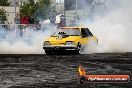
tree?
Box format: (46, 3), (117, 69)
(0, 8), (7, 24)
(0, 0), (10, 6)
(20, 0), (57, 23)
(20, 0), (38, 17)
(34, 0), (52, 20)
(20, 0), (56, 21)
(34, 0), (58, 24)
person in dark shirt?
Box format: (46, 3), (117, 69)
(29, 16), (35, 24)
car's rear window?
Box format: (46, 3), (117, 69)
(52, 28), (81, 36)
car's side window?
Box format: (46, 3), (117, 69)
(81, 28), (93, 37)
(81, 28), (87, 37)
(86, 29), (93, 36)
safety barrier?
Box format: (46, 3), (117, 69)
(0, 24), (41, 37)
(0, 24), (40, 31)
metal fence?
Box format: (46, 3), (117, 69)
(0, 24), (41, 38)
(0, 24), (40, 30)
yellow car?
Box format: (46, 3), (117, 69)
(43, 26), (98, 55)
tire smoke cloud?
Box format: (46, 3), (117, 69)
(83, 0), (132, 53)
(0, 25), (53, 54)
(0, 0), (132, 54)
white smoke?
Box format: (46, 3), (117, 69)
(83, 0), (132, 53)
(1, 0), (132, 54)
(0, 25), (53, 54)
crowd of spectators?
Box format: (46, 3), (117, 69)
(14, 13), (35, 24)
(13, 13), (40, 37)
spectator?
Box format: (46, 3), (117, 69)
(21, 16), (29, 24)
(29, 16), (35, 24)
(14, 13), (20, 24)
(25, 16), (29, 24)
(21, 16), (26, 24)
(0, 15), (4, 24)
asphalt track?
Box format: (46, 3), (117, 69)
(0, 53), (131, 88)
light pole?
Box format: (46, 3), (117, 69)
(75, 0), (78, 24)
(15, 0), (16, 17)
(76, 0), (77, 11)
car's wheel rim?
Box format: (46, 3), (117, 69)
(77, 46), (81, 53)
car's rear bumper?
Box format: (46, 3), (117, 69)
(43, 45), (77, 51)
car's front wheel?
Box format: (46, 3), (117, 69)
(75, 43), (81, 54)
(45, 50), (52, 55)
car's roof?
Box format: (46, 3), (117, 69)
(60, 26), (90, 29)
(60, 26), (82, 29)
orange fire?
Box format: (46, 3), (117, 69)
(78, 66), (86, 76)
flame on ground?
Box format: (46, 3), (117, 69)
(78, 66), (86, 76)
